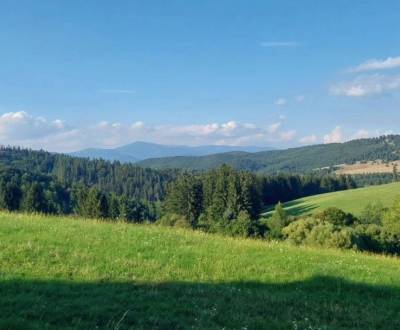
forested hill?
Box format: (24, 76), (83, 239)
(137, 135), (400, 174)
(0, 146), (177, 201)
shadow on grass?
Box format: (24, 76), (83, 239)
(263, 200), (318, 218)
(282, 200), (318, 217)
(1, 276), (399, 329)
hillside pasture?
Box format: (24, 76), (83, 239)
(268, 182), (400, 217)
(1, 212), (400, 329)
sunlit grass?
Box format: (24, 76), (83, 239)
(1, 212), (400, 329)
(270, 181), (400, 217)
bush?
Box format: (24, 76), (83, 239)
(283, 212), (362, 250)
(382, 197), (400, 239)
(355, 224), (387, 253)
(157, 213), (191, 229)
(307, 223), (360, 249)
(228, 211), (253, 237)
(282, 217), (319, 244)
(315, 207), (355, 226)
(359, 202), (386, 225)
(268, 202), (289, 239)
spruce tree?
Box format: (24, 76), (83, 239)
(23, 183), (48, 213)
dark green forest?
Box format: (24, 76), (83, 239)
(162, 165), (355, 235)
(0, 146), (355, 222)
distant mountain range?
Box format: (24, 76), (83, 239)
(136, 135), (400, 174)
(70, 141), (272, 162)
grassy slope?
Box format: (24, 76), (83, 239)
(1, 213), (400, 329)
(275, 182), (400, 217)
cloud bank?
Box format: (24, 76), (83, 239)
(0, 111), (300, 152)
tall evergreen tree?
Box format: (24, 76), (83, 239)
(0, 182), (22, 211)
(23, 183), (48, 213)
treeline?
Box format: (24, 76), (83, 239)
(351, 172), (399, 187)
(0, 146), (177, 201)
(162, 165), (356, 235)
(262, 173), (356, 205)
(0, 168), (159, 221)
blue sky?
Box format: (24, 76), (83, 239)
(1, 0), (400, 151)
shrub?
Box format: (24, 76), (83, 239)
(307, 224), (360, 249)
(359, 202), (386, 225)
(228, 211), (253, 237)
(283, 214), (362, 250)
(157, 213), (191, 229)
(315, 207), (355, 226)
(355, 224), (387, 253)
(282, 217), (319, 244)
(382, 197), (400, 240)
(268, 202), (289, 239)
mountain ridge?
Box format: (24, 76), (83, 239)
(70, 141), (272, 162)
(136, 135), (400, 174)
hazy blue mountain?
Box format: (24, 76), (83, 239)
(70, 141), (272, 162)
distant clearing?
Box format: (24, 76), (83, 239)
(335, 160), (400, 175)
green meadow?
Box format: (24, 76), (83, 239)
(275, 182), (400, 217)
(1, 212), (400, 329)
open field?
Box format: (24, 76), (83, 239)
(271, 182), (400, 217)
(1, 212), (400, 329)
(335, 160), (400, 175)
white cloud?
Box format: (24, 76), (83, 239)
(279, 130), (296, 142)
(295, 95), (305, 103)
(0, 111), (67, 141)
(299, 134), (317, 144)
(275, 98), (287, 106)
(330, 74), (400, 97)
(132, 121), (145, 129)
(324, 126), (343, 144)
(260, 41), (300, 48)
(351, 129), (370, 140)
(0, 111), (300, 152)
(267, 122), (282, 134)
(350, 56), (400, 72)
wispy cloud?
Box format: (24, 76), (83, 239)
(299, 134), (317, 144)
(324, 126), (343, 144)
(350, 56), (400, 73)
(267, 122), (282, 134)
(330, 74), (400, 97)
(279, 130), (296, 141)
(275, 98), (287, 106)
(99, 89), (136, 94)
(351, 129), (370, 140)
(260, 41), (300, 48)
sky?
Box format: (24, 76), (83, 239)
(0, 0), (400, 152)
